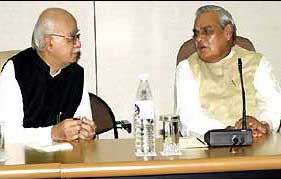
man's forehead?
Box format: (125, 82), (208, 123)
(194, 11), (220, 28)
(54, 20), (78, 34)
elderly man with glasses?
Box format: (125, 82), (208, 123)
(175, 5), (281, 140)
(0, 8), (96, 144)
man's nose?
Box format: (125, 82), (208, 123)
(74, 39), (81, 48)
(195, 32), (206, 42)
(194, 35), (203, 46)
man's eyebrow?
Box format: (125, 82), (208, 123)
(195, 25), (213, 30)
(192, 28), (199, 33)
(70, 29), (80, 36)
(203, 26), (213, 29)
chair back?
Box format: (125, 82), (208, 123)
(176, 36), (256, 66)
(89, 93), (118, 138)
(0, 50), (20, 72)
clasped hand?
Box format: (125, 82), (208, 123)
(234, 116), (270, 139)
(51, 117), (97, 141)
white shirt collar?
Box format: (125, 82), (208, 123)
(50, 69), (62, 77)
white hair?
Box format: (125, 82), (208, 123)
(31, 16), (55, 51)
(196, 5), (237, 40)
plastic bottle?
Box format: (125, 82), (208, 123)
(134, 74), (156, 156)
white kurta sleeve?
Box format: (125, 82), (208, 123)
(74, 73), (93, 121)
(0, 61), (52, 145)
(175, 60), (225, 137)
(254, 57), (281, 131)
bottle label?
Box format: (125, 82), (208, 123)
(134, 100), (154, 119)
(134, 100), (156, 156)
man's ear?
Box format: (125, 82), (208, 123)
(44, 36), (53, 51)
(224, 24), (233, 41)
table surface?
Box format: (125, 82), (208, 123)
(1, 133), (281, 178)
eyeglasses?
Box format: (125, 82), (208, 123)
(48, 33), (80, 44)
(193, 26), (222, 39)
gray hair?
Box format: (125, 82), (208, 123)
(31, 15), (55, 51)
(196, 5), (237, 40)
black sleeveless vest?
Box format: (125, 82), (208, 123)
(9, 48), (84, 128)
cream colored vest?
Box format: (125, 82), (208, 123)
(188, 46), (262, 126)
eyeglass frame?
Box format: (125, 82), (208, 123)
(192, 25), (224, 39)
(47, 33), (80, 44)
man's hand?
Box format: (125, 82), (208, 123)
(235, 116), (270, 138)
(51, 119), (82, 141)
(78, 117), (97, 140)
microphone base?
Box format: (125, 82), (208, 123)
(204, 129), (252, 147)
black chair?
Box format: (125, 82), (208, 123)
(89, 93), (131, 139)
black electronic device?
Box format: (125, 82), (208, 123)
(116, 120), (132, 134)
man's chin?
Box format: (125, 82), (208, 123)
(198, 54), (220, 63)
(73, 51), (81, 62)
(198, 53), (213, 63)
(198, 51), (207, 59)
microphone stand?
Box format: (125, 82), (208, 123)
(238, 58), (247, 130)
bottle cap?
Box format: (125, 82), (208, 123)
(138, 73), (149, 81)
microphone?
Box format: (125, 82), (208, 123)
(238, 58), (247, 130)
(204, 58), (253, 147)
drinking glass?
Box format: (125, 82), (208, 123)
(0, 122), (4, 151)
(0, 122), (6, 161)
(159, 114), (182, 156)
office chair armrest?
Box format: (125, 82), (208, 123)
(116, 120), (132, 134)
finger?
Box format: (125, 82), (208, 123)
(252, 130), (258, 138)
(248, 122), (253, 128)
(257, 132), (263, 137)
(249, 120), (259, 130)
(254, 130), (263, 138)
(61, 123), (81, 140)
(81, 122), (94, 133)
(257, 124), (268, 134)
(65, 128), (79, 138)
(70, 134), (79, 141)
(63, 122), (82, 133)
(80, 117), (91, 123)
(81, 118), (95, 128)
(252, 129), (265, 138)
(235, 120), (242, 129)
(82, 119), (96, 131)
(79, 129), (94, 140)
(79, 129), (87, 139)
(62, 118), (82, 127)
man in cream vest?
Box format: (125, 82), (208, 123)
(175, 5), (281, 139)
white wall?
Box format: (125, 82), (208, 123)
(1, 1), (281, 139)
(95, 1), (199, 138)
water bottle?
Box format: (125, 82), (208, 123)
(134, 74), (156, 156)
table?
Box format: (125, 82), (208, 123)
(1, 133), (281, 178)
